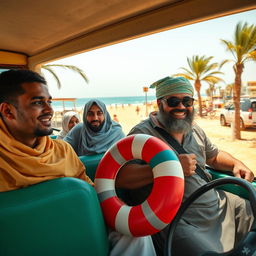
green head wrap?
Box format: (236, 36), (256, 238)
(150, 76), (194, 99)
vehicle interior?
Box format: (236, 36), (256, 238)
(0, 1), (256, 256)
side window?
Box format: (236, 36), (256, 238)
(241, 101), (250, 111)
(252, 102), (256, 111)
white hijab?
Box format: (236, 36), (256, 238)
(57, 111), (80, 139)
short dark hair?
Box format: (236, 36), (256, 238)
(0, 69), (47, 105)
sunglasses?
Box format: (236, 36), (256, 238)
(163, 96), (194, 108)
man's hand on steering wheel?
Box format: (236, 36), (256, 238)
(232, 162), (255, 182)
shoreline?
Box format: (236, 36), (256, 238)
(52, 102), (157, 131)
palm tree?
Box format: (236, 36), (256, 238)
(248, 48), (256, 61)
(206, 82), (217, 107)
(173, 55), (224, 117)
(225, 83), (233, 99)
(41, 64), (89, 89)
(221, 22), (256, 140)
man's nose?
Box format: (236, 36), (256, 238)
(43, 102), (53, 113)
(92, 113), (99, 119)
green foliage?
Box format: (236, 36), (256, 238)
(173, 55), (224, 117)
(173, 55), (224, 85)
(220, 22), (256, 140)
(41, 64), (89, 89)
(221, 22), (256, 64)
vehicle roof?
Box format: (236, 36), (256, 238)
(0, 0), (255, 69)
(241, 97), (256, 101)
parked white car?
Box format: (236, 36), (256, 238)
(220, 98), (256, 130)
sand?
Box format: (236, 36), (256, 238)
(107, 104), (256, 174)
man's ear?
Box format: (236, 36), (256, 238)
(156, 99), (161, 107)
(0, 103), (16, 120)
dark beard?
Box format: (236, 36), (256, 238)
(87, 121), (104, 132)
(157, 103), (194, 134)
(35, 127), (53, 137)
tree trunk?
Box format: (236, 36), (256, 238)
(197, 90), (202, 117)
(211, 90), (213, 108)
(195, 80), (202, 117)
(232, 63), (243, 140)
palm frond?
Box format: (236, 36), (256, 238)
(41, 66), (62, 89)
(219, 59), (231, 69)
(178, 67), (196, 78)
(221, 22), (256, 64)
(45, 64), (89, 83)
(202, 76), (224, 84)
(172, 72), (194, 80)
(41, 64), (89, 89)
(247, 49), (256, 61)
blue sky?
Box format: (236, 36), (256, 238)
(45, 9), (256, 98)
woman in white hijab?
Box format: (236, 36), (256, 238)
(57, 111), (80, 139)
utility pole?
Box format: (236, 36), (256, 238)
(143, 86), (149, 116)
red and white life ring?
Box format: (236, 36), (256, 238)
(94, 134), (184, 237)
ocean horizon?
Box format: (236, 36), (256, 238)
(52, 95), (156, 111)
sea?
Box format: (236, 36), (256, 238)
(52, 96), (156, 111)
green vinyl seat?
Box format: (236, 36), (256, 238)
(79, 153), (104, 181)
(207, 168), (256, 200)
(0, 177), (109, 256)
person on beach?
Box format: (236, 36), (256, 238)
(113, 114), (119, 123)
(116, 76), (255, 256)
(57, 111), (80, 139)
(136, 105), (140, 115)
(64, 99), (125, 156)
(0, 69), (156, 256)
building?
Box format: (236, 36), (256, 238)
(247, 81), (256, 97)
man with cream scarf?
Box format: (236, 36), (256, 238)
(0, 69), (156, 256)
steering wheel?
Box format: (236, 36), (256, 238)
(165, 177), (256, 256)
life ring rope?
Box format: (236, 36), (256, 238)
(95, 134), (184, 236)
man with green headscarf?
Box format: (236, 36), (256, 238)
(116, 76), (254, 256)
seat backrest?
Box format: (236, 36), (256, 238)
(79, 153), (104, 181)
(0, 178), (109, 256)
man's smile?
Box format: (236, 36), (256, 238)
(91, 120), (100, 125)
(38, 115), (52, 126)
(170, 110), (187, 119)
